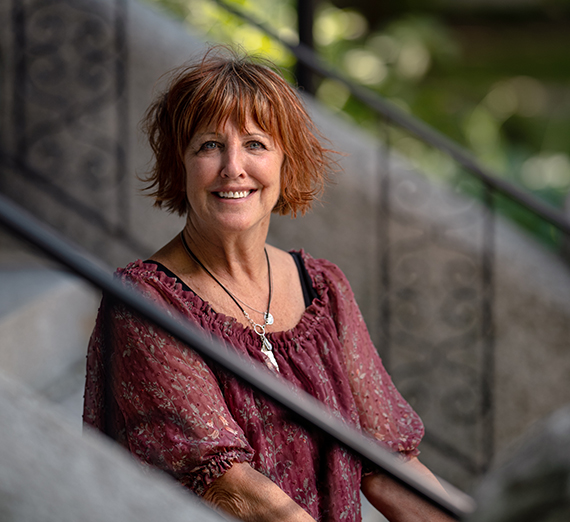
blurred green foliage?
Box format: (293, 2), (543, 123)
(143, 0), (570, 247)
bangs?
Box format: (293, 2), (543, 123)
(176, 64), (282, 153)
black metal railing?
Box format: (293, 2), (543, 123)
(0, 192), (475, 519)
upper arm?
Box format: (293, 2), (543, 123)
(323, 262), (424, 456)
(97, 285), (254, 495)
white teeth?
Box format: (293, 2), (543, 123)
(218, 191), (250, 199)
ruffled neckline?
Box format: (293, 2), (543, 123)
(120, 250), (332, 346)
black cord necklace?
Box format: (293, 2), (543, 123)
(180, 232), (279, 371)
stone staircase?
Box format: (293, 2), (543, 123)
(0, 370), (227, 522)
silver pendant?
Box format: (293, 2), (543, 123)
(264, 312), (274, 325)
(261, 335), (279, 371)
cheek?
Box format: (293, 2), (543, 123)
(272, 166), (284, 206)
(183, 164), (203, 192)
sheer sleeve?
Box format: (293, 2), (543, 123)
(311, 258), (424, 459)
(83, 267), (255, 495)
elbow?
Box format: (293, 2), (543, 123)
(204, 483), (251, 520)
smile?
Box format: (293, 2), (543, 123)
(217, 190), (252, 199)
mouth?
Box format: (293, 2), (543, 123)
(216, 190), (253, 199)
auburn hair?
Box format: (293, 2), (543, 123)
(141, 47), (335, 217)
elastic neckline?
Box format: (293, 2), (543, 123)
(134, 251), (327, 341)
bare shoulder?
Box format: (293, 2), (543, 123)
(148, 235), (196, 278)
(149, 236), (178, 263)
(264, 244), (297, 276)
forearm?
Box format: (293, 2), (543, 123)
(361, 458), (454, 522)
(203, 462), (316, 522)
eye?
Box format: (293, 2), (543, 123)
(247, 140), (266, 150)
(199, 141), (220, 152)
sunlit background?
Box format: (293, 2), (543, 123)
(143, 0), (570, 247)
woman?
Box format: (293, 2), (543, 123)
(83, 49), (449, 522)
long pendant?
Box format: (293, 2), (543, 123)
(251, 321), (279, 372)
(179, 234), (279, 371)
(260, 334), (279, 371)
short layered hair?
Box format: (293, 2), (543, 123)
(141, 48), (334, 217)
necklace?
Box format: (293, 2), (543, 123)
(180, 232), (279, 371)
(232, 292), (274, 324)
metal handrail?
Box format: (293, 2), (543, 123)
(212, 0), (570, 237)
(0, 192), (476, 519)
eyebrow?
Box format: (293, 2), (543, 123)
(193, 131), (272, 141)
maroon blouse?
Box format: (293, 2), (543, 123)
(83, 251), (423, 522)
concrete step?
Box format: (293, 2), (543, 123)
(0, 371), (224, 522)
(0, 265), (100, 429)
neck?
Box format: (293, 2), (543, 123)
(179, 221), (279, 372)
(182, 215), (270, 282)
(181, 232), (273, 322)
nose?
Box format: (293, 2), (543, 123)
(221, 144), (245, 179)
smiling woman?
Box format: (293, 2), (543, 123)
(83, 46), (450, 522)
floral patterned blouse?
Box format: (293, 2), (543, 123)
(83, 251), (424, 522)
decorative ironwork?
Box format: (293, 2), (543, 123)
(378, 134), (496, 488)
(9, 0), (130, 255)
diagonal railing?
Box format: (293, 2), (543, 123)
(0, 190), (475, 519)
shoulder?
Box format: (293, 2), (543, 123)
(278, 249), (357, 311)
(267, 246), (340, 275)
(116, 260), (194, 307)
(296, 251), (353, 292)
(266, 246), (346, 282)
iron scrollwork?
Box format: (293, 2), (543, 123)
(11, 0), (128, 247)
(379, 162), (495, 489)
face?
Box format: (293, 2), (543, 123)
(183, 117), (284, 238)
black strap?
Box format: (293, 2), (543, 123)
(289, 251), (318, 308)
(147, 261), (193, 292)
